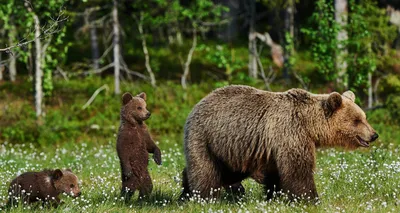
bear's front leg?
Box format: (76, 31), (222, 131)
(143, 130), (162, 165)
(152, 147), (162, 165)
(276, 146), (319, 202)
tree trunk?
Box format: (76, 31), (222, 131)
(181, 28), (197, 89)
(90, 20), (99, 70)
(335, 0), (348, 89)
(283, 0), (294, 83)
(113, 0), (120, 95)
(33, 13), (43, 117)
(218, 0), (238, 42)
(8, 25), (17, 82)
(368, 72), (373, 108)
(248, 0), (258, 78)
(176, 30), (183, 46)
(0, 52), (3, 81)
(138, 13), (156, 87)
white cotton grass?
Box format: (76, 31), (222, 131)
(0, 141), (399, 212)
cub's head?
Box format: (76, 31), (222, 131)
(121, 92), (151, 124)
(52, 169), (81, 198)
(322, 91), (378, 149)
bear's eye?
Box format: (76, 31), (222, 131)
(70, 184), (74, 188)
(137, 107), (142, 110)
(354, 119), (361, 126)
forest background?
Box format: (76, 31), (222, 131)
(1, 0), (400, 212)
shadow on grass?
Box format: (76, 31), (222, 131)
(123, 188), (177, 208)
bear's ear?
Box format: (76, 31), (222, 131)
(53, 169), (63, 180)
(137, 92), (146, 101)
(65, 168), (72, 172)
(342, 91), (355, 102)
(323, 92), (342, 118)
(122, 93), (133, 105)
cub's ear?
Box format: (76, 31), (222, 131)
(53, 169), (63, 180)
(65, 168), (72, 172)
(122, 93), (133, 105)
(137, 92), (146, 101)
(323, 92), (342, 118)
(342, 91), (355, 102)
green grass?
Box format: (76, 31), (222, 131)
(1, 78), (400, 212)
(1, 141), (400, 212)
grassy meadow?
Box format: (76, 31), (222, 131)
(1, 77), (400, 212)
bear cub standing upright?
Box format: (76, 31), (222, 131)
(7, 169), (81, 206)
(116, 92), (162, 201)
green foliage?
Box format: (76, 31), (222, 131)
(180, 0), (228, 28)
(346, 0), (397, 91)
(0, 77), (216, 145)
(43, 27), (72, 97)
(198, 44), (246, 82)
(301, 0), (339, 82)
(386, 95), (400, 125)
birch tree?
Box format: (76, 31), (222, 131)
(25, 2), (44, 117)
(21, 1), (67, 117)
(335, 0), (348, 89)
(113, 0), (120, 95)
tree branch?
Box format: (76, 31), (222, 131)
(0, 2), (68, 52)
(82, 84), (109, 109)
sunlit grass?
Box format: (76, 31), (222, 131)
(1, 140), (400, 212)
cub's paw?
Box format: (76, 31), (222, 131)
(153, 150), (162, 165)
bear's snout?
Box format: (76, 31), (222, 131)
(146, 112), (151, 117)
(370, 133), (379, 142)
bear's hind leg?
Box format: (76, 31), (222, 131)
(121, 187), (134, 202)
(224, 182), (245, 198)
(179, 167), (192, 200)
(187, 158), (222, 199)
(121, 180), (136, 202)
(264, 172), (281, 200)
(138, 171), (153, 199)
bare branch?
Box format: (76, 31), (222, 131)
(69, 63), (114, 76)
(97, 43), (114, 63)
(0, 2), (68, 52)
(293, 71), (308, 90)
(119, 57), (150, 80)
(55, 66), (69, 81)
(181, 28), (197, 89)
(82, 84), (109, 109)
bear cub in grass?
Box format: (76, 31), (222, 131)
(117, 92), (162, 201)
(7, 169), (81, 206)
(181, 85), (379, 202)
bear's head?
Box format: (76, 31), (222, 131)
(121, 92), (151, 124)
(52, 169), (81, 198)
(322, 91), (379, 149)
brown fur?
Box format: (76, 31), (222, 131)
(181, 85), (378, 201)
(7, 169), (81, 206)
(116, 92), (162, 201)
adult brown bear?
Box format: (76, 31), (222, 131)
(181, 85), (378, 201)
